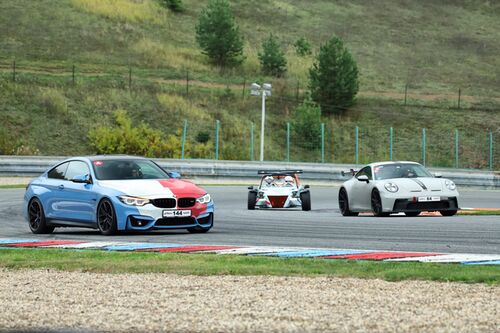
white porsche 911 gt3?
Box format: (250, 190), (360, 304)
(338, 161), (459, 217)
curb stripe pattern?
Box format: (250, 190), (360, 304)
(0, 239), (498, 265)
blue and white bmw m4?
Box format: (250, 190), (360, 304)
(24, 156), (214, 235)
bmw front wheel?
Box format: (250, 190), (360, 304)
(97, 199), (117, 235)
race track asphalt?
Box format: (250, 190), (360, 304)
(1, 187), (499, 254)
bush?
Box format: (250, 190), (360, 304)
(37, 88), (67, 115)
(309, 36), (359, 115)
(160, 0), (184, 13)
(294, 37), (312, 57)
(195, 0), (244, 67)
(291, 99), (322, 148)
(258, 33), (287, 77)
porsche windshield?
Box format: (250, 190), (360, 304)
(92, 159), (169, 180)
(373, 163), (432, 180)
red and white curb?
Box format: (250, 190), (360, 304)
(0, 239), (499, 265)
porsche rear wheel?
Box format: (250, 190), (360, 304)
(28, 198), (54, 234)
(371, 189), (389, 217)
(247, 191), (257, 210)
(97, 199), (117, 236)
(440, 210), (457, 216)
(300, 191), (311, 211)
(338, 188), (358, 216)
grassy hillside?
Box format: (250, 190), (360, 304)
(0, 0), (499, 169)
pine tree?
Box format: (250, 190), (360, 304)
(258, 33), (287, 77)
(309, 36), (359, 114)
(195, 0), (244, 67)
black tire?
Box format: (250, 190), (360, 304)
(371, 189), (389, 217)
(405, 211), (421, 217)
(300, 191), (311, 211)
(247, 191), (257, 210)
(27, 198), (54, 234)
(97, 199), (117, 235)
(440, 210), (457, 216)
(338, 188), (359, 216)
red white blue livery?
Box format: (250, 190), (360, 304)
(24, 156), (214, 235)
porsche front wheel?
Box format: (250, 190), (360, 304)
(371, 189), (389, 217)
(338, 188), (358, 216)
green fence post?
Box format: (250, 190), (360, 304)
(250, 122), (254, 161)
(286, 122), (290, 162)
(389, 127), (393, 161)
(321, 123), (325, 163)
(455, 129), (459, 168)
(355, 126), (359, 164)
(215, 120), (220, 160)
(422, 128), (426, 166)
(490, 130), (493, 171)
(181, 119), (187, 159)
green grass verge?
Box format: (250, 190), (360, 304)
(0, 248), (498, 285)
(458, 210), (500, 216)
(0, 184), (27, 189)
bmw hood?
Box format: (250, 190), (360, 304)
(383, 178), (446, 192)
(98, 179), (206, 198)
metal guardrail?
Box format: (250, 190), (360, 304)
(0, 156), (499, 188)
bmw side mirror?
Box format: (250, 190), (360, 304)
(357, 175), (369, 183)
(248, 186), (254, 190)
(434, 173), (442, 178)
(304, 185), (310, 189)
(72, 174), (92, 184)
(168, 171), (181, 179)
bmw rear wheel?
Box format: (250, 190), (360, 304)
(97, 199), (117, 235)
(338, 188), (358, 216)
(405, 211), (421, 217)
(28, 198), (54, 234)
(371, 189), (389, 217)
(440, 210), (457, 216)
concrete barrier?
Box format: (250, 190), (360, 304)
(0, 156), (498, 188)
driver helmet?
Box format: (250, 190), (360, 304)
(264, 176), (274, 185)
(284, 175), (294, 186)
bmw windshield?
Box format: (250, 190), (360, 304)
(92, 159), (170, 180)
(373, 163), (433, 180)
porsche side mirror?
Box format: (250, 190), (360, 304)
(304, 185), (310, 189)
(168, 171), (181, 179)
(357, 175), (369, 183)
(434, 173), (442, 178)
(72, 174), (92, 184)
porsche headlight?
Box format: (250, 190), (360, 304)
(384, 182), (399, 193)
(445, 180), (456, 191)
(196, 193), (211, 204)
(118, 196), (150, 206)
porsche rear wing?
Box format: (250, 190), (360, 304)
(258, 170), (303, 176)
(341, 169), (357, 177)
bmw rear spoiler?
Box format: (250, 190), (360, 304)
(258, 170), (303, 176)
(341, 169), (357, 177)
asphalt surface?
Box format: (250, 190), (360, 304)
(0, 187), (499, 254)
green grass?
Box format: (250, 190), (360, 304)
(0, 184), (26, 189)
(0, 248), (498, 285)
(458, 210), (500, 216)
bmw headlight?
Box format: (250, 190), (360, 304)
(118, 196), (150, 206)
(445, 180), (456, 191)
(196, 193), (211, 204)
(384, 182), (399, 193)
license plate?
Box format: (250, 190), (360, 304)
(418, 196), (440, 202)
(162, 210), (191, 217)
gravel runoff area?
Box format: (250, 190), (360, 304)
(0, 269), (498, 333)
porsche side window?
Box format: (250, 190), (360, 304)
(47, 162), (69, 180)
(355, 167), (371, 180)
(65, 161), (90, 181)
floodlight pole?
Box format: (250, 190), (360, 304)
(260, 91), (266, 162)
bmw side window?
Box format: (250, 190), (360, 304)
(47, 162), (69, 180)
(65, 161), (90, 181)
